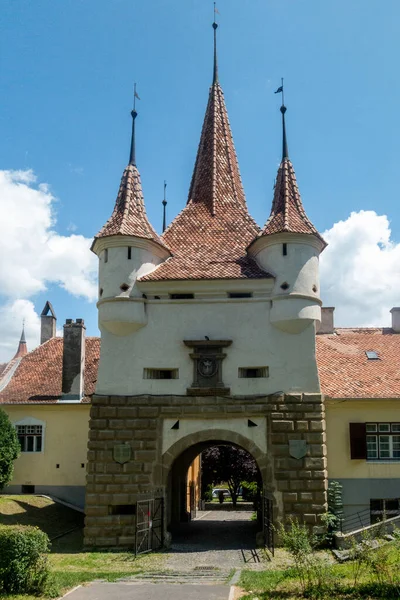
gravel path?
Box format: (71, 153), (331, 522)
(163, 510), (267, 572)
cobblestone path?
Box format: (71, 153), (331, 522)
(163, 510), (267, 572)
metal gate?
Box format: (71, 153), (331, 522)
(135, 497), (164, 555)
(263, 496), (274, 556)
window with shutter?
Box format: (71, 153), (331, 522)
(349, 423), (367, 459)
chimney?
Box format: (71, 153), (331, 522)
(41, 301), (56, 344)
(390, 307), (400, 333)
(61, 319), (86, 401)
(317, 307), (335, 334)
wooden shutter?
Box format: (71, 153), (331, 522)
(349, 423), (367, 459)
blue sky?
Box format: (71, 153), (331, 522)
(1, 0), (400, 359)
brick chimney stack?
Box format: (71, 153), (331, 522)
(317, 307), (335, 334)
(61, 319), (86, 401)
(41, 301), (56, 344)
(390, 307), (400, 333)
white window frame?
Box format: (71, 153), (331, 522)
(14, 417), (46, 453)
(366, 423), (400, 460)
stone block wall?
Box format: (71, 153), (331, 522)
(84, 392), (327, 547)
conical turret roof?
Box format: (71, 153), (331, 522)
(258, 101), (326, 248)
(14, 325), (28, 359)
(261, 158), (325, 246)
(93, 107), (167, 250)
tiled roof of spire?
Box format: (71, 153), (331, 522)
(260, 158), (326, 246)
(14, 326), (27, 359)
(94, 164), (166, 247)
(141, 82), (270, 282)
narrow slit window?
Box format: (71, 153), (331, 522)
(283, 243), (287, 256)
(170, 294), (194, 300)
(239, 367), (269, 379)
(143, 368), (179, 380)
(127, 247), (132, 259)
(104, 249), (108, 263)
(228, 293), (252, 299)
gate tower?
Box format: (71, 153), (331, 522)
(85, 19), (328, 549)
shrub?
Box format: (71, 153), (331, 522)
(0, 525), (50, 594)
(241, 480), (258, 502)
(0, 408), (20, 490)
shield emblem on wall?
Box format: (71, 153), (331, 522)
(113, 443), (132, 465)
(289, 440), (307, 460)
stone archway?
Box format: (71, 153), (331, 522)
(162, 429), (274, 544)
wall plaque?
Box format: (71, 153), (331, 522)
(289, 440), (307, 460)
(113, 443), (132, 465)
(183, 339), (232, 396)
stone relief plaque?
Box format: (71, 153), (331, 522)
(184, 339), (232, 395)
(289, 440), (308, 460)
(198, 357), (218, 378)
(113, 442), (132, 464)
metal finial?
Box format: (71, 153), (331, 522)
(162, 181), (167, 232)
(212, 3), (219, 84)
(20, 320), (26, 344)
(275, 78), (289, 161)
(129, 84), (140, 166)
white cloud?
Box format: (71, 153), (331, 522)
(0, 169), (97, 362)
(320, 210), (400, 327)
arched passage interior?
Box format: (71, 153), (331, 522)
(163, 429), (273, 548)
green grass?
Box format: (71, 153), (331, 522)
(0, 495), (165, 599)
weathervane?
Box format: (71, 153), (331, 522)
(275, 78), (289, 160)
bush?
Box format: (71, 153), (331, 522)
(0, 408), (20, 490)
(0, 525), (50, 594)
(241, 480), (258, 501)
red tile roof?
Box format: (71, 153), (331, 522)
(2, 328), (400, 403)
(0, 364), (7, 377)
(258, 158), (326, 247)
(317, 328), (400, 398)
(141, 82), (271, 282)
(0, 337), (100, 404)
(94, 164), (167, 249)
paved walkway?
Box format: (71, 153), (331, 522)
(164, 510), (266, 571)
(64, 582), (229, 600)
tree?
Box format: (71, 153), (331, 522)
(201, 445), (260, 506)
(0, 409), (20, 490)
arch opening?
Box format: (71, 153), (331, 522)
(164, 435), (269, 552)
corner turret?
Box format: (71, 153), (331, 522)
(91, 90), (170, 336)
(248, 89), (326, 333)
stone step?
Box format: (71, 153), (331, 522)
(119, 570), (232, 585)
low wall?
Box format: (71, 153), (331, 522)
(334, 515), (400, 548)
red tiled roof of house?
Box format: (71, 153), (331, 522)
(0, 337), (100, 404)
(140, 82), (271, 282)
(93, 164), (167, 249)
(317, 328), (400, 398)
(258, 158), (326, 247)
(0, 364), (7, 377)
(2, 328), (400, 403)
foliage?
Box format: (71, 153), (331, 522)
(241, 480), (258, 502)
(203, 484), (213, 502)
(0, 409), (20, 490)
(326, 480), (344, 530)
(0, 525), (50, 594)
(279, 519), (336, 597)
(201, 445), (259, 506)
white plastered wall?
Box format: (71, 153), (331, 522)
(95, 296), (320, 396)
